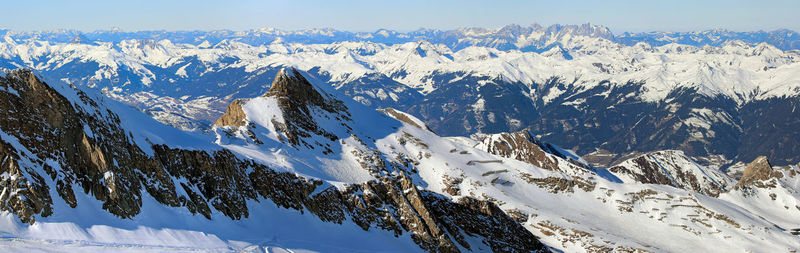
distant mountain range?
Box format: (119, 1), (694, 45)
(2, 23), (800, 51)
(2, 23), (800, 170)
(3, 23), (800, 252)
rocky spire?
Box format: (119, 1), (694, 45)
(263, 68), (325, 107)
(214, 68), (350, 148)
(214, 68), (330, 128)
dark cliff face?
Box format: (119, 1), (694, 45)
(0, 69), (154, 221)
(264, 68), (327, 105)
(267, 68), (350, 147)
(212, 99), (247, 127)
(0, 69), (547, 252)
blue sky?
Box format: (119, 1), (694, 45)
(2, 0), (798, 33)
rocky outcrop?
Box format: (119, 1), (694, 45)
(0, 138), (53, 223)
(424, 193), (545, 252)
(735, 156), (782, 189)
(0, 69), (151, 221)
(213, 68), (353, 151)
(213, 99), (247, 127)
(263, 68), (350, 146)
(475, 131), (561, 171)
(474, 130), (591, 173)
(0, 69), (548, 252)
(609, 150), (733, 196)
(379, 108), (433, 132)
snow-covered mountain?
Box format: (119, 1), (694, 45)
(2, 67), (799, 252)
(0, 24), (613, 51)
(0, 68), (547, 252)
(2, 24), (800, 170)
(5, 24), (800, 51)
(618, 28), (800, 51)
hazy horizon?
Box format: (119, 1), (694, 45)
(1, 23), (798, 36)
(1, 0), (798, 34)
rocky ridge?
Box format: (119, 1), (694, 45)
(3, 68), (800, 251)
(0, 69), (546, 252)
(468, 130), (800, 251)
(608, 150), (734, 196)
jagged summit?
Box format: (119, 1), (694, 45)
(1, 69), (549, 252)
(264, 68), (326, 105)
(215, 68), (350, 148)
(266, 68), (304, 94)
(264, 68), (350, 146)
(214, 68), (334, 129)
(4, 67), (800, 252)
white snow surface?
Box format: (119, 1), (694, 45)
(0, 73), (422, 253)
(2, 37), (800, 102)
(1, 47), (800, 252)
(4, 35), (800, 134)
(208, 74), (800, 252)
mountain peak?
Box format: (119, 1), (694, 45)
(216, 68), (351, 147)
(264, 68), (325, 105)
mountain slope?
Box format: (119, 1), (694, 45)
(0, 69), (547, 252)
(465, 130), (800, 252)
(212, 69), (800, 252)
(3, 30), (800, 168)
(3, 68), (800, 252)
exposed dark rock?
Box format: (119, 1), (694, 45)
(735, 156), (782, 189)
(424, 194), (547, 252)
(608, 151), (729, 196)
(265, 68), (350, 147)
(476, 131), (563, 172)
(0, 69), (548, 252)
(213, 100), (247, 127)
(522, 175), (596, 194)
(611, 156), (670, 183)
